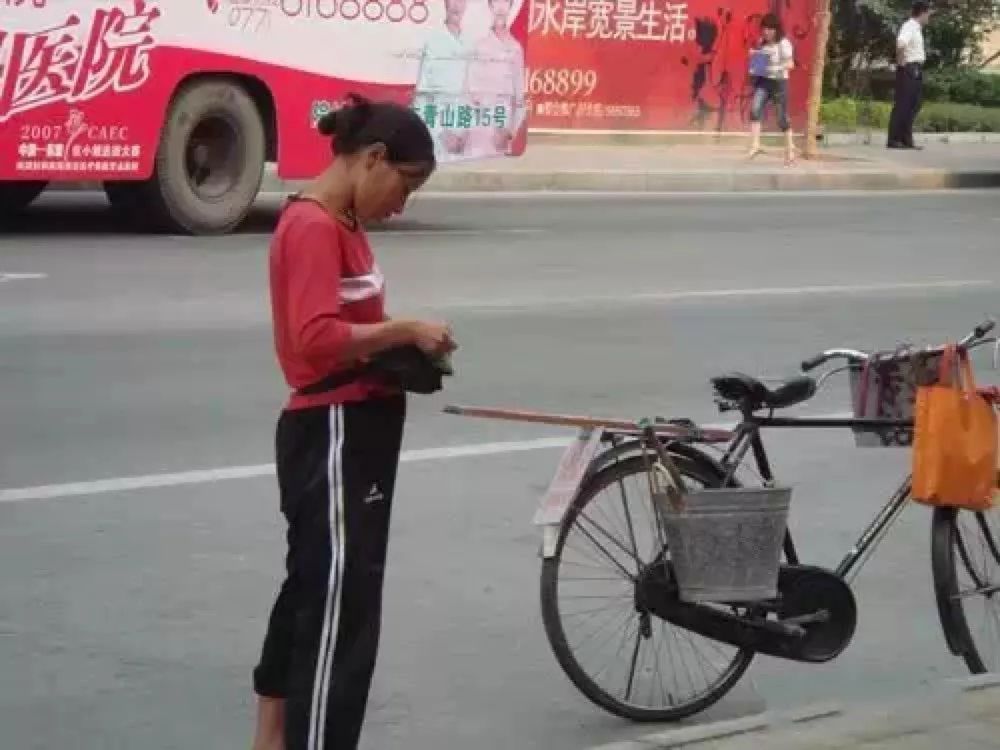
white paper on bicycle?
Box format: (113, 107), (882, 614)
(534, 427), (605, 547)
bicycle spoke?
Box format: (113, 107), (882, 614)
(563, 599), (634, 653)
(575, 509), (643, 574)
(624, 625), (642, 702)
(952, 509), (1000, 671)
(545, 454), (752, 720)
(564, 534), (634, 582)
(615, 475), (641, 576)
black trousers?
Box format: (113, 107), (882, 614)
(254, 395), (406, 750)
(888, 63), (923, 147)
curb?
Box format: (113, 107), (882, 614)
(587, 703), (846, 750)
(50, 166), (1000, 196)
(587, 673), (1000, 750)
(527, 129), (1000, 147)
(821, 130), (1000, 147)
(526, 129), (801, 147)
(414, 169), (1000, 193)
(234, 165), (1000, 194)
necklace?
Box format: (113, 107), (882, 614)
(293, 192), (358, 230)
(337, 207), (358, 230)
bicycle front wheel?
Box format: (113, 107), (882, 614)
(539, 452), (755, 723)
(931, 504), (1000, 673)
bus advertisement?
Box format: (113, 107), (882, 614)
(0, 0), (529, 233)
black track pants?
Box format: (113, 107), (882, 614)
(253, 395), (406, 750)
(888, 63), (923, 147)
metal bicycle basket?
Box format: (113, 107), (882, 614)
(649, 455), (791, 604)
(848, 348), (942, 448)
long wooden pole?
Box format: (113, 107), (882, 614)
(804, 0), (833, 159)
(442, 404), (735, 443)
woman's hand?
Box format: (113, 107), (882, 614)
(408, 320), (458, 356)
(335, 319), (455, 364)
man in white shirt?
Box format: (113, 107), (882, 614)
(888, 1), (931, 149)
(413, 0), (471, 158)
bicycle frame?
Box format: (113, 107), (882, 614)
(716, 327), (999, 584)
(718, 413), (915, 584)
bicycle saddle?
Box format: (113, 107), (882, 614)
(711, 372), (817, 411)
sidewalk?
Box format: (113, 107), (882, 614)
(58, 135), (1000, 194)
(260, 138), (1000, 193)
(589, 673), (1000, 750)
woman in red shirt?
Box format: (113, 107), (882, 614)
(251, 93), (456, 750)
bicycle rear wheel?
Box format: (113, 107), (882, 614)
(931, 505), (1000, 673)
(539, 451), (755, 722)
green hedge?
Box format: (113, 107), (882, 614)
(918, 101), (1000, 132)
(924, 69), (1000, 108)
(820, 97), (1000, 132)
(832, 68), (1000, 109)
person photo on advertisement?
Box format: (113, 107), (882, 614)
(463, 0), (527, 157)
(413, 0), (473, 157)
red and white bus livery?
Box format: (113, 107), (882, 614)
(0, 0), (529, 233)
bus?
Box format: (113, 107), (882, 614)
(0, 0), (529, 234)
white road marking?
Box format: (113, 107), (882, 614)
(0, 414), (855, 504)
(0, 437), (573, 504)
(437, 280), (995, 312)
(0, 272), (47, 283)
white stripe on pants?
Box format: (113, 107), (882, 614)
(309, 406), (345, 750)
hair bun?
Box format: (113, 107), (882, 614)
(316, 111), (338, 136)
(317, 93), (374, 141)
(315, 92), (435, 167)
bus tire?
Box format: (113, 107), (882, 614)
(143, 79), (266, 235)
(0, 181), (47, 214)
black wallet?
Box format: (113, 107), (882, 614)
(297, 345), (453, 396)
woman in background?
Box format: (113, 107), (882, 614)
(746, 13), (796, 165)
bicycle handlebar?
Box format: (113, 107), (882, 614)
(959, 319), (996, 347)
(801, 348), (868, 372)
(800, 318), (997, 373)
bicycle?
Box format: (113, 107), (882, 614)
(446, 319), (1000, 723)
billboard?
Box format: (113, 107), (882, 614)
(0, 0), (530, 183)
(524, 0), (818, 132)
(410, 0), (531, 160)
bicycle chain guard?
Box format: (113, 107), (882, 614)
(636, 563), (858, 664)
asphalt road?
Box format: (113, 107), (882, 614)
(1, 190), (999, 750)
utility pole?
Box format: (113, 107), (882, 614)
(804, 0), (833, 158)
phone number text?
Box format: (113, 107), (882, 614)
(526, 68), (599, 97)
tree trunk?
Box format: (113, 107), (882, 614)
(804, 0), (833, 158)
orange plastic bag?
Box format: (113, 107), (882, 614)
(984, 387), (1000, 500)
(911, 345), (998, 510)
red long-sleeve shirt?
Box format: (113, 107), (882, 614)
(269, 198), (396, 410)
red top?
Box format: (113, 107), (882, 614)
(269, 197), (398, 411)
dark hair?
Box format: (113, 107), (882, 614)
(912, 1), (929, 15)
(760, 12), (784, 39)
(317, 93), (435, 169)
